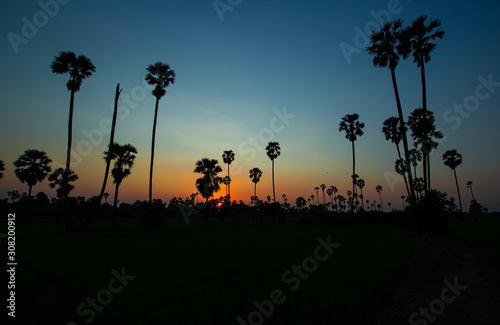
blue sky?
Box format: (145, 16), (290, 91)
(1, 0), (499, 210)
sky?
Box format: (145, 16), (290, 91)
(1, 0), (499, 211)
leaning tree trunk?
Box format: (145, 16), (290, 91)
(64, 89), (76, 232)
(391, 67), (416, 205)
(81, 84), (121, 230)
(110, 183), (120, 230)
(148, 97), (160, 225)
(454, 168), (463, 213)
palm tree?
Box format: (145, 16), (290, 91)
(408, 148), (422, 178)
(367, 20), (416, 205)
(51, 51), (95, 230)
(107, 143), (137, 230)
(320, 184), (326, 205)
(194, 158), (222, 227)
(467, 181), (475, 201)
(339, 113), (364, 210)
(48, 168), (78, 207)
(326, 187), (333, 206)
(382, 116), (410, 197)
(376, 185), (383, 212)
(406, 16), (444, 193)
(356, 179), (365, 210)
(145, 62), (175, 224)
(249, 167), (263, 197)
(0, 160), (5, 179)
(314, 187), (320, 205)
(266, 142), (281, 202)
(442, 149), (463, 213)
(310, 195), (315, 206)
(296, 197), (307, 210)
(222, 150), (235, 201)
(13, 149), (52, 199)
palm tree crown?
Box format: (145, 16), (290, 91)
(194, 158), (223, 200)
(107, 143), (138, 187)
(48, 168), (78, 199)
(406, 15), (445, 68)
(442, 149), (462, 170)
(51, 51), (96, 92)
(266, 142), (281, 202)
(145, 62), (176, 100)
(13, 149), (52, 197)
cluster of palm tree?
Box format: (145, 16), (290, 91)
(367, 15), (445, 205)
(50, 50), (175, 230)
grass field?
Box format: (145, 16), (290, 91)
(5, 217), (415, 325)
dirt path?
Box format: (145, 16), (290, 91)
(373, 233), (500, 324)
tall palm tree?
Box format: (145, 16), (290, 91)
(145, 62), (175, 224)
(406, 16), (444, 193)
(356, 179), (365, 210)
(382, 116), (410, 197)
(249, 167), (263, 198)
(467, 181), (475, 201)
(194, 158), (222, 227)
(367, 20), (416, 205)
(51, 51), (95, 230)
(107, 143), (137, 230)
(408, 148), (422, 178)
(376, 185), (383, 212)
(266, 142), (281, 202)
(326, 187), (333, 206)
(222, 150), (235, 201)
(0, 160), (5, 179)
(314, 187), (320, 205)
(320, 184), (326, 205)
(80, 84), (122, 230)
(13, 149), (52, 199)
(407, 108), (443, 192)
(339, 113), (365, 210)
(442, 149), (463, 213)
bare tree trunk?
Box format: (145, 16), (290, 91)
(148, 97), (160, 225)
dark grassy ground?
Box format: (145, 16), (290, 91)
(3, 216), (415, 325)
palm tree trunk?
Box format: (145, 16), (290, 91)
(272, 159), (275, 202)
(427, 154), (431, 191)
(28, 185), (32, 199)
(110, 183), (120, 230)
(227, 164), (230, 201)
(81, 84), (121, 230)
(379, 193), (383, 212)
(148, 97), (160, 224)
(420, 61), (430, 195)
(351, 140), (356, 212)
(390, 67), (416, 205)
(64, 89), (75, 231)
(254, 182), (257, 197)
(396, 144), (411, 198)
(204, 198), (210, 227)
(454, 168), (463, 213)
(470, 187), (475, 201)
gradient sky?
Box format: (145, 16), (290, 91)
(1, 0), (499, 211)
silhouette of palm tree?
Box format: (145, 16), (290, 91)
(48, 168), (78, 202)
(467, 181), (475, 201)
(367, 21), (416, 204)
(51, 51), (95, 230)
(408, 148), (422, 178)
(194, 158), (222, 227)
(405, 16), (444, 193)
(356, 179), (365, 210)
(222, 176), (230, 196)
(310, 195), (315, 206)
(407, 108), (443, 191)
(296, 197), (306, 210)
(442, 149), (463, 213)
(382, 116), (410, 197)
(339, 113), (364, 210)
(0, 160), (5, 179)
(376, 185), (383, 212)
(13, 149), (52, 199)
(222, 150), (235, 201)
(320, 184), (326, 205)
(249, 168), (262, 197)
(326, 187), (333, 206)
(314, 186), (320, 205)
(266, 142), (281, 202)
(107, 143), (137, 230)
(145, 62), (175, 224)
